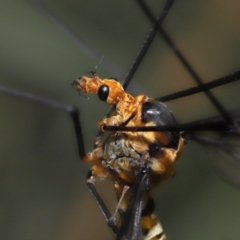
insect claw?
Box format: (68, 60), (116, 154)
(107, 216), (117, 229)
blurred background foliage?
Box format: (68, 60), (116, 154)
(1, 0), (240, 239)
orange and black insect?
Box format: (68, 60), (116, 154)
(70, 1), (240, 239)
(1, 0), (240, 239)
(72, 72), (183, 239)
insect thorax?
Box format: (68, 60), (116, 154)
(99, 99), (183, 187)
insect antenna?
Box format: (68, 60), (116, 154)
(32, 0), (124, 78)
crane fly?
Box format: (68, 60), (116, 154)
(1, 1), (239, 239)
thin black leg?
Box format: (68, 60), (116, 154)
(116, 165), (148, 240)
(137, 0), (235, 128)
(86, 170), (119, 235)
(96, 0), (174, 139)
(102, 106), (240, 132)
(122, 0), (174, 90)
(157, 70), (240, 102)
(0, 85), (86, 160)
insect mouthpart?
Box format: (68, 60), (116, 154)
(71, 77), (84, 92)
(71, 77), (92, 100)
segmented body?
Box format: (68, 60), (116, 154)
(73, 74), (184, 239)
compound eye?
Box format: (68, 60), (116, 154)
(98, 85), (109, 102)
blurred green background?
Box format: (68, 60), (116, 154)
(1, 0), (240, 239)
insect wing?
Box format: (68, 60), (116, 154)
(193, 132), (240, 187)
(191, 107), (240, 187)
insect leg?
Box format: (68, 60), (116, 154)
(116, 165), (148, 240)
(157, 70), (240, 102)
(122, 0), (174, 90)
(0, 85), (86, 159)
(86, 168), (119, 235)
(96, 0), (174, 143)
(137, 0), (235, 128)
(109, 185), (130, 224)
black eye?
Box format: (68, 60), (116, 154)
(149, 140), (162, 158)
(98, 85), (109, 101)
